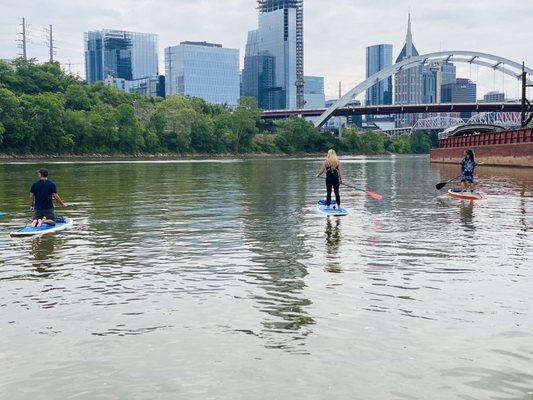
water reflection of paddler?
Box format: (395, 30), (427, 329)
(29, 168), (67, 227)
(324, 218), (342, 274)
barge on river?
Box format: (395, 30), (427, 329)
(430, 126), (533, 168)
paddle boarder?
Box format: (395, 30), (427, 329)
(29, 168), (67, 227)
(316, 149), (343, 209)
(459, 149), (478, 192)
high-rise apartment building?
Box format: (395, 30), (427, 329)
(84, 29), (158, 84)
(165, 41), (240, 106)
(242, 0), (303, 110)
(365, 44), (393, 106)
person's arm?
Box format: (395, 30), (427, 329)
(29, 193), (35, 211)
(315, 161), (327, 177)
(53, 193), (67, 208)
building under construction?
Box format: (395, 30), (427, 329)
(257, 0), (304, 109)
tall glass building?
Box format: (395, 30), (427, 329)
(365, 44), (393, 106)
(304, 76), (325, 109)
(165, 41), (240, 106)
(84, 30), (158, 84)
(242, 1), (302, 110)
(258, 0), (303, 108)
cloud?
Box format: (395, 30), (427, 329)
(1, 0), (531, 99)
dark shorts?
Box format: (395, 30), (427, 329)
(33, 208), (56, 221)
(461, 174), (474, 183)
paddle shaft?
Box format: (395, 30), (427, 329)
(436, 175), (461, 190)
(317, 176), (382, 200)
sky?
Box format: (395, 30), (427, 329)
(0, 0), (532, 100)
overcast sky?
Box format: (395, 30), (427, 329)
(1, 0), (532, 99)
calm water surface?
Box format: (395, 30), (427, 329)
(0, 155), (532, 399)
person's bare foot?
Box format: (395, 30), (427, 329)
(36, 219), (43, 227)
(31, 220), (38, 227)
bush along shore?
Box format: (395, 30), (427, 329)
(0, 59), (432, 157)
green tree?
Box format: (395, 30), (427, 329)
(359, 131), (385, 154)
(65, 85), (91, 111)
(410, 132), (431, 154)
(230, 97), (261, 153)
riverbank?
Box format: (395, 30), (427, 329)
(0, 151), (429, 160)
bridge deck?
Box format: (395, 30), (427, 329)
(262, 103), (532, 119)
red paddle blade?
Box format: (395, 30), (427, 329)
(354, 186), (383, 201)
(364, 190), (383, 201)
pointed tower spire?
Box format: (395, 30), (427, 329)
(406, 12), (413, 58)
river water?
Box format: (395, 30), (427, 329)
(0, 155), (532, 400)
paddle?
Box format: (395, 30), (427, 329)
(317, 177), (383, 201)
(435, 175), (461, 190)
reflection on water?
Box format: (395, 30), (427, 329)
(324, 218), (342, 274)
(0, 155), (532, 399)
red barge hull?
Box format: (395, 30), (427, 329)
(430, 128), (533, 168)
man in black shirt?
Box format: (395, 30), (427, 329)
(30, 168), (67, 227)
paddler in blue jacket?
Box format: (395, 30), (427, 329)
(460, 149), (478, 193)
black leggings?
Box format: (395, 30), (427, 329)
(326, 176), (340, 206)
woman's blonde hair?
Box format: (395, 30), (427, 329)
(326, 149), (339, 169)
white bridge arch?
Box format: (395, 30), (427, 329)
(315, 51), (533, 127)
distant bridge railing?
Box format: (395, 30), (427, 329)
(261, 102), (531, 120)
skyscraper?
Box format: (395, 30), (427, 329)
(257, 0), (304, 108)
(242, 30), (280, 109)
(394, 14), (443, 126)
(242, 0), (303, 110)
(165, 41), (240, 106)
(365, 44), (393, 106)
(84, 29), (158, 84)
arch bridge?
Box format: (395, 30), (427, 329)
(314, 51), (533, 128)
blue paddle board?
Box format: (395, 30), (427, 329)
(316, 199), (348, 216)
(10, 217), (73, 237)
(0, 212), (7, 217)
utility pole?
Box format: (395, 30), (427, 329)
(44, 24), (56, 62)
(338, 81), (342, 99)
(521, 62), (533, 127)
(17, 17), (27, 59)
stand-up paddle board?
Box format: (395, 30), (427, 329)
(10, 217), (73, 237)
(448, 189), (484, 201)
(316, 199), (348, 216)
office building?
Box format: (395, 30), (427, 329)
(242, 1), (303, 110)
(441, 78), (477, 118)
(483, 91), (505, 102)
(365, 44), (393, 106)
(104, 75), (165, 98)
(242, 30), (280, 109)
(304, 76), (325, 109)
(394, 14), (448, 126)
(165, 41), (240, 106)
(441, 78), (477, 103)
(85, 29), (158, 84)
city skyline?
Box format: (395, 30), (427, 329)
(1, 0), (532, 100)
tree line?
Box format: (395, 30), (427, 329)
(0, 59), (431, 155)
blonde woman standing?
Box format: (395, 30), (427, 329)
(316, 149), (342, 208)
